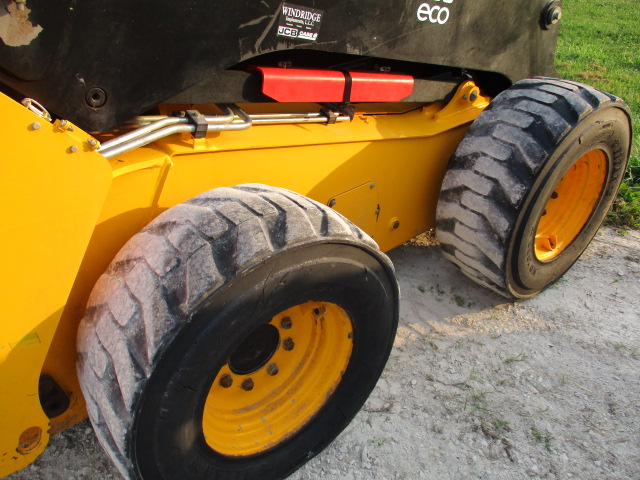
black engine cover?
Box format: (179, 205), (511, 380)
(0, 0), (559, 132)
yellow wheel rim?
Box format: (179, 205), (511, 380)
(535, 150), (607, 262)
(202, 301), (353, 456)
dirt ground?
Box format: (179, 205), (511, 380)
(8, 228), (640, 480)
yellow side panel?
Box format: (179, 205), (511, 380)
(329, 182), (379, 236)
(156, 86), (486, 251)
(0, 93), (112, 477)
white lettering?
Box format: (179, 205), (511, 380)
(416, 2), (451, 24)
(282, 6), (322, 23)
(438, 6), (449, 23)
(417, 3), (430, 21)
(298, 31), (318, 40)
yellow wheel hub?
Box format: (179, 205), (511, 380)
(202, 301), (353, 456)
(535, 150), (607, 262)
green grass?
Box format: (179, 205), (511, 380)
(556, 0), (640, 228)
(531, 426), (555, 452)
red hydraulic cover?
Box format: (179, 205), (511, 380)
(348, 72), (414, 102)
(254, 67), (414, 103)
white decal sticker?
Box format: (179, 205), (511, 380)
(416, 0), (454, 25)
(277, 3), (323, 42)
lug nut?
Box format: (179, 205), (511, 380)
(551, 191), (559, 199)
(267, 363), (279, 376)
(219, 374), (233, 388)
(280, 316), (292, 329)
(241, 378), (254, 391)
(283, 338), (295, 351)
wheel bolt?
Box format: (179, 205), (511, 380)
(241, 378), (254, 391)
(267, 363), (279, 376)
(219, 374), (233, 388)
(280, 316), (292, 329)
(551, 191), (559, 199)
(283, 337), (294, 351)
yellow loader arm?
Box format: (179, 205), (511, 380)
(0, 93), (111, 476)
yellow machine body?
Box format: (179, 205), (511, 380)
(0, 93), (112, 475)
(0, 82), (489, 477)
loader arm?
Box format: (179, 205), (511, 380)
(0, 93), (111, 476)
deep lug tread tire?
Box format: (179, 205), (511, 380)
(77, 184), (399, 480)
(436, 78), (632, 298)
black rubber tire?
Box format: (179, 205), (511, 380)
(436, 77), (632, 298)
(77, 184), (399, 480)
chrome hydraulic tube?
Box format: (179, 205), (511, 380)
(97, 105), (349, 159)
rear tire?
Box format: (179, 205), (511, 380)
(436, 78), (631, 298)
(77, 184), (399, 480)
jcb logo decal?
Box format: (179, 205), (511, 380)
(278, 26), (299, 38)
(417, 0), (453, 25)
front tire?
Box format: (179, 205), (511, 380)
(77, 184), (399, 479)
(436, 78), (632, 298)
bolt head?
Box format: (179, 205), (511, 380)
(267, 363), (279, 376)
(280, 316), (292, 329)
(31, 122), (40, 130)
(219, 374), (233, 388)
(283, 338), (295, 351)
(69, 145), (78, 153)
(241, 378), (254, 391)
(548, 7), (562, 25)
(86, 87), (107, 108)
(543, 5), (562, 28)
